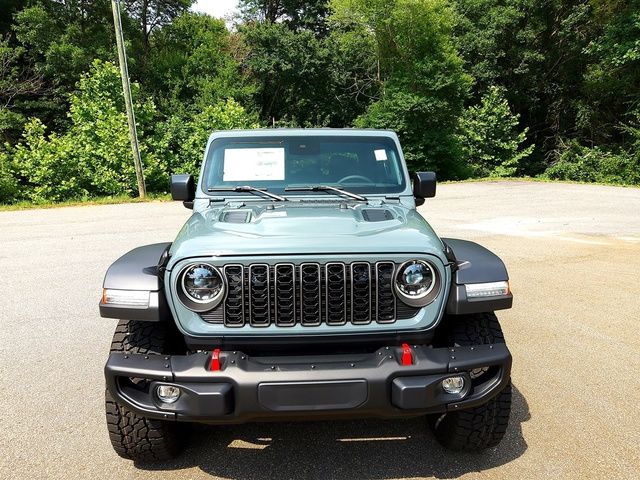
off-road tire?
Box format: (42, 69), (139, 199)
(428, 312), (512, 451)
(105, 320), (185, 461)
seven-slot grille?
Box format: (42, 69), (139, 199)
(201, 261), (419, 327)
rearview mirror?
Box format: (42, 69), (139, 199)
(171, 174), (195, 209)
(412, 172), (436, 206)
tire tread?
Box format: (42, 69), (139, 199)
(105, 320), (184, 461)
(429, 312), (512, 452)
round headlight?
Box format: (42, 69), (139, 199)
(394, 260), (440, 307)
(179, 263), (225, 311)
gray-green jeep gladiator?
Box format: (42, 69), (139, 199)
(100, 129), (513, 461)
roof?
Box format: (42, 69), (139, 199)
(207, 128), (400, 143)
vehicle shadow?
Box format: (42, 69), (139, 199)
(138, 385), (530, 479)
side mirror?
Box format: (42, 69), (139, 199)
(171, 174), (195, 209)
(412, 171), (436, 206)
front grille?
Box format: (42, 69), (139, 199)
(201, 261), (420, 327)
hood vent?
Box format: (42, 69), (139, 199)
(221, 210), (252, 224)
(362, 209), (394, 222)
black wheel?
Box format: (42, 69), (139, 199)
(105, 320), (186, 461)
(428, 312), (512, 451)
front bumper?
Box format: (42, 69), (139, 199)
(105, 343), (511, 424)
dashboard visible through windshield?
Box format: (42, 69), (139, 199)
(202, 135), (407, 196)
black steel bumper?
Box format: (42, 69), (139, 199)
(104, 343), (511, 424)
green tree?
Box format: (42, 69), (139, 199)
(458, 86), (533, 177)
(452, 0), (595, 173)
(145, 13), (253, 112)
(242, 21), (374, 126)
(0, 0), (27, 34)
(12, 1), (121, 132)
(124, 0), (194, 49)
(579, 0), (640, 147)
(333, 0), (472, 177)
(0, 37), (44, 142)
(239, 0), (330, 34)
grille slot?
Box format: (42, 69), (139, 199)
(300, 263), (322, 326)
(202, 261), (423, 327)
(274, 264), (296, 326)
(223, 265), (245, 327)
(375, 262), (396, 323)
(248, 264), (270, 326)
(351, 262), (372, 324)
(325, 263), (347, 325)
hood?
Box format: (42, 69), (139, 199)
(168, 201), (444, 267)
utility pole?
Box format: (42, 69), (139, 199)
(111, 0), (146, 198)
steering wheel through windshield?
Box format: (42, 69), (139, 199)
(337, 174), (374, 184)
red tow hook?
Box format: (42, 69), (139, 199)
(401, 343), (413, 366)
(210, 348), (221, 371)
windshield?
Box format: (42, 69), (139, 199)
(202, 135), (407, 196)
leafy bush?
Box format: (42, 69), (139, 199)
(66, 59), (167, 196)
(0, 149), (20, 203)
(11, 60), (166, 203)
(542, 140), (640, 186)
(458, 86), (534, 177)
(4, 61), (261, 204)
(12, 119), (88, 202)
(159, 99), (261, 176)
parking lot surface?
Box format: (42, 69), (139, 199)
(1, 180), (639, 479)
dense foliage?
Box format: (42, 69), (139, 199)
(0, 0), (638, 203)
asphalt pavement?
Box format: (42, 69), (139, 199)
(1, 180), (639, 479)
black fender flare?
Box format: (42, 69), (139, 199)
(99, 243), (171, 322)
(442, 238), (513, 315)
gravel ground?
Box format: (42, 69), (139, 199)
(1, 180), (639, 479)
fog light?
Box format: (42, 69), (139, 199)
(156, 385), (180, 404)
(442, 376), (465, 395)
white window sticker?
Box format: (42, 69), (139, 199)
(223, 148), (285, 181)
(374, 149), (388, 161)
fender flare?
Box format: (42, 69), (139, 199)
(99, 243), (171, 322)
(442, 238), (513, 315)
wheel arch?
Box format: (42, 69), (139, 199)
(99, 243), (172, 322)
(442, 238), (513, 315)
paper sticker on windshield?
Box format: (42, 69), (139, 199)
(223, 148), (285, 181)
(374, 149), (388, 161)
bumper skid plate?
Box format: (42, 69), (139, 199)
(105, 343), (511, 423)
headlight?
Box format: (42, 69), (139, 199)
(178, 263), (225, 311)
(394, 260), (440, 307)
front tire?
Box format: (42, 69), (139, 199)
(105, 320), (186, 461)
(428, 312), (512, 451)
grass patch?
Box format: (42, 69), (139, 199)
(0, 193), (172, 212)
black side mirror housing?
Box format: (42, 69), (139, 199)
(171, 174), (195, 209)
(412, 172), (437, 206)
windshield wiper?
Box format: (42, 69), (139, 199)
(208, 186), (287, 201)
(285, 185), (368, 201)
